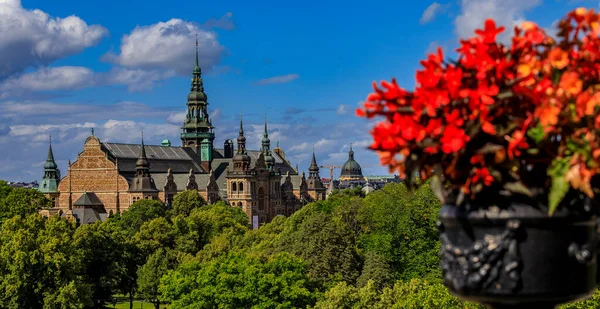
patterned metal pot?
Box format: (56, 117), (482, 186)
(438, 198), (598, 309)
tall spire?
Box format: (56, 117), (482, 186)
(131, 132), (158, 193)
(348, 143), (354, 160)
(262, 115), (270, 153)
(309, 149), (319, 173)
(237, 114), (247, 154)
(136, 132), (149, 170)
(40, 135), (60, 193)
(47, 135), (55, 162)
(181, 37), (214, 171)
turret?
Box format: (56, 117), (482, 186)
(262, 117), (275, 171)
(180, 36), (215, 171)
(40, 135), (60, 194)
(129, 133), (158, 194)
(232, 115), (251, 172)
(306, 147), (325, 199)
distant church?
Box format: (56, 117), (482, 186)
(38, 40), (327, 227)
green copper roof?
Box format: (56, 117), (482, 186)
(341, 144), (363, 178)
(40, 135), (60, 193)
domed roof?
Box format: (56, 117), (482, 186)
(233, 152), (251, 163)
(340, 145), (363, 179)
(187, 90), (206, 102)
(265, 154), (275, 166)
(161, 139), (171, 146)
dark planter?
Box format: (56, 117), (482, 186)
(438, 198), (598, 309)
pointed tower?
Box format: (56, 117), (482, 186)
(262, 117), (275, 171)
(40, 136), (61, 206)
(129, 133), (159, 199)
(306, 148), (326, 201)
(186, 168), (199, 190)
(227, 115), (254, 222)
(181, 36), (215, 172)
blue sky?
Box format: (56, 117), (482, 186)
(0, 0), (597, 182)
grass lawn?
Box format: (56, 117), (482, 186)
(109, 301), (167, 309)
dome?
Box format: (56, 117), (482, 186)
(341, 160), (362, 177)
(340, 145), (363, 180)
(265, 154), (275, 166)
(233, 152), (251, 163)
(187, 91), (206, 102)
(161, 139), (171, 146)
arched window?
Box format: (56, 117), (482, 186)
(239, 182), (244, 192)
(258, 187), (265, 210)
(238, 202), (242, 207)
(232, 182), (237, 192)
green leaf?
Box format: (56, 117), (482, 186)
(526, 123), (546, 144)
(548, 157), (571, 215)
(504, 182), (533, 197)
(552, 69), (562, 86)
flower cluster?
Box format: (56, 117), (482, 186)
(357, 8), (600, 212)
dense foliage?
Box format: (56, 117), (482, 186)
(0, 179), (598, 308)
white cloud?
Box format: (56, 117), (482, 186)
(289, 142), (310, 152)
(420, 2), (443, 24)
(0, 66), (176, 97)
(0, 100), (179, 125)
(103, 19), (225, 75)
(455, 0), (541, 43)
(255, 74), (299, 85)
(0, 66), (94, 96)
(102, 120), (179, 143)
(167, 111), (186, 125)
(0, 0), (107, 79)
(314, 138), (335, 150)
(203, 12), (235, 30)
(336, 104), (348, 115)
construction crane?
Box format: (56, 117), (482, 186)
(319, 165), (341, 181)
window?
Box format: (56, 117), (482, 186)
(232, 182), (237, 192)
(258, 187), (265, 210)
(239, 182), (244, 192)
(51, 197), (56, 208)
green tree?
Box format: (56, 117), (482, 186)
(273, 198), (362, 285)
(161, 252), (319, 309)
(170, 190), (206, 217)
(72, 221), (128, 307)
(359, 182), (442, 282)
(0, 187), (49, 223)
(0, 180), (12, 201)
(356, 252), (393, 290)
(103, 218), (144, 309)
(116, 199), (166, 234)
(314, 279), (482, 309)
(173, 203), (248, 255)
(137, 248), (175, 309)
(134, 217), (176, 255)
(0, 214), (91, 309)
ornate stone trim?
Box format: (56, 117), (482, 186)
(439, 220), (522, 294)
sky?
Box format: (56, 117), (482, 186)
(0, 0), (597, 182)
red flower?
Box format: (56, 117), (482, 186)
(472, 168), (494, 186)
(506, 130), (529, 159)
(475, 19), (505, 44)
(440, 125), (469, 153)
